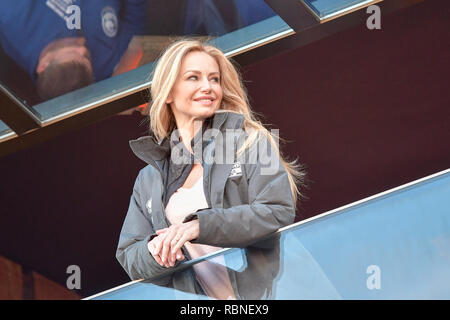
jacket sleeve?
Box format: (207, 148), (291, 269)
(184, 135), (296, 248)
(115, 169), (175, 283)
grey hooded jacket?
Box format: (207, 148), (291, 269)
(116, 111), (295, 295)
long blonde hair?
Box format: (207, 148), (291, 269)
(148, 39), (305, 207)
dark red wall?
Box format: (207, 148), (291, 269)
(0, 0), (448, 297)
(242, 0), (450, 220)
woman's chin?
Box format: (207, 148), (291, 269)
(193, 106), (218, 118)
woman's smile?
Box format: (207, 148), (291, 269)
(194, 95), (216, 106)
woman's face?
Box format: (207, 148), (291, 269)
(167, 51), (223, 126)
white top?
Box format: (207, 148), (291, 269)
(165, 175), (236, 300)
(165, 175), (209, 224)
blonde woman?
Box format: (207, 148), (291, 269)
(116, 39), (304, 298)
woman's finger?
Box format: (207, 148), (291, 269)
(171, 220), (199, 254)
(153, 233), (166, 256)
(176, 249), (185, 261)
(156, 228), (168, 235)
(161, 228), (178, 266)
(168, 248), (185, 266)
(171, 233), (189, 256)
(148, 240), (164, 266)
(153, 252), (164, 266)
(169, 231), (184, 265)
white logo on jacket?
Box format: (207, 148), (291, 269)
(146, 198), (152, 215)
(101, 6), (118, 37)
(228, 162), (242, 178)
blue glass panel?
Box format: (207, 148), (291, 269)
(93, 280), (210, 300)
(302, 0), (374, 18)
(277, 171), (450, 299)
(211, 15), (291, 56)
(0, 120), (12, 137)
(0, 0), (287, 120)
(89, 170), (450, 300)
(34, 14), (291, 122)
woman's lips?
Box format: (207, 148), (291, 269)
(194, 97), (215, 106)
(197, 99), (213, 106)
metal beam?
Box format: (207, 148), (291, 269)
(0, 84), (41, 135)
(264, 0), (319, 32)
(0, 91), (146, 158)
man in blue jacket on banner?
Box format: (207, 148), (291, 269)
(0, 0), (147, 101)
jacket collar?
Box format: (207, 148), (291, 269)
(129, 111), (245, 165)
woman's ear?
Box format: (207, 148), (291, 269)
(166, 93), (173, 104)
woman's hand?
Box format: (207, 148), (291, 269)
(153, 220), (200, 267)
(148, 235), (185, 267)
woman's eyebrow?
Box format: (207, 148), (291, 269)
(183, 70), (220, 76)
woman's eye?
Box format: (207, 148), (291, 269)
(188, 75), (198, 80)
(211, 77), (220, 82)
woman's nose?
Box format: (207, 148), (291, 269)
(200, 77), (212, 92)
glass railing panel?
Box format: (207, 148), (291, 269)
(35, 13), (292, 123)
(33, 61), (155, 122)
(0, 0), (146, 107)
(0, 120), (13, 138)
(302, 0), (378, 19)
(277, 170), (450, 299)
(88, 170), (450, 300)
(0, 0), (285, 123)
(181, 0), (278, 36)
(90, 280), (211, 300)
(211, 15), (292, 57)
